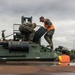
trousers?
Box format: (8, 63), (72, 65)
(44, 29), (55, 49)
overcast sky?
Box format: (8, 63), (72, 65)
(0, 0), (75, 50)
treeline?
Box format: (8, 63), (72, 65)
(55, 46), (75, 61)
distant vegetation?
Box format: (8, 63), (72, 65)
(55, 46), (75, 61)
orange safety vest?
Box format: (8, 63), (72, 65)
(58, 55), (70, 66)
(44, 19), (55, 31)
(44, 24), (54, 31)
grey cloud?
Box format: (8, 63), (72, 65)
(0, 0), (75, 19)
(0, 0), (75, 49)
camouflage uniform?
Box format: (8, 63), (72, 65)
(44, 19), (55, 49)
(19, 22), (36, 41)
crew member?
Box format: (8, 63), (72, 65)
(19, 22), (36, 42)
(39, 16), (55, 50)
(58, 50), (70, 66)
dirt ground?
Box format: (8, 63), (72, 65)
(0, 65), (75, 74)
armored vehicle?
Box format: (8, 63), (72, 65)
(0, 16), (60, 62)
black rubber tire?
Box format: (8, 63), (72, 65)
(33, 27), (47, 42)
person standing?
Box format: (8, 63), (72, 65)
(39, 16), (55, 50)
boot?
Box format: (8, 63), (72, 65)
(29, 40), (34, 43)
(47, 44), (53, 47)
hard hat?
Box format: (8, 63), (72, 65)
(32, 23), (36, 28)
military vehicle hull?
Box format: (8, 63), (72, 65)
(0, 16), (60, 62)
(0, 41), (59, 61)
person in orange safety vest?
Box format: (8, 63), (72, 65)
(39, 16), (55, 50)
(58, 50), (70, 66)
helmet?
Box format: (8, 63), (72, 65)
(32, 23), (36, 28)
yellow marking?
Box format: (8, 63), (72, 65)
(59, 56), (62, 61)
